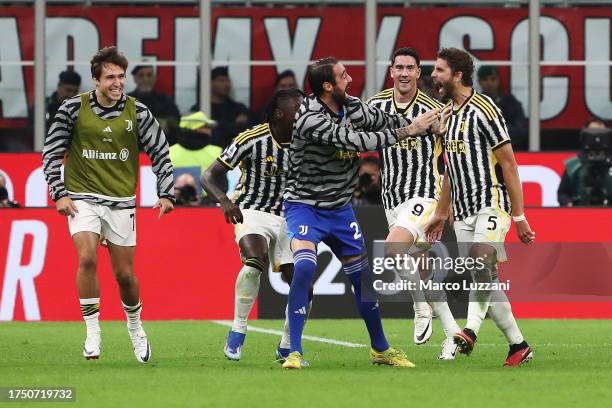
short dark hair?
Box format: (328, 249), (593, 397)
(211, 66), (229, 80)
(391, 47), (420, 67)
(477, 65), (499, 80)
(275, 70), (296, 87)
(131, 64), (154, 76)
(308, 57), (338, 97)
(437, 48), (474, 86)
(59, 70), (81, 87)
(90, 46), (128, 80)
(266, 88), (305, 123)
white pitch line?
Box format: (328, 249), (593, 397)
(211, 321), (612, 349)
(211, 320), (368, 348)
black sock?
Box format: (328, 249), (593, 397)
(509, 340), (529, 354)
(463, 328), (477, 342)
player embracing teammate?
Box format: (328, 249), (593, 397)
(281, 57), (446, 369)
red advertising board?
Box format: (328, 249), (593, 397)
(1, 207), (611, 322)
(0, 208), (243, 321)
(0, 6), (610, 128)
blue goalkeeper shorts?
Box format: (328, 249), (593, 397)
(283, 200), (365, 258)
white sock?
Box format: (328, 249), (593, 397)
(412, 301), (430, 316)
(122, 300), (143, 332)
(465, 262), (494, 335)
(432, 301), (461, 337)
(280, 300), (312, 349)
(465, 290), (491, 335)
(231, 265), (261, 334)
(80, 298), (101, 336)
(488, 281), (524, 345)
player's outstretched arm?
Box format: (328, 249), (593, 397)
(302, 109), (438, 152)
(201, 161), (243, 224)
(494, 143), (535, 244)
(346, 95), (411, 131)
(425, 171), (452, 243)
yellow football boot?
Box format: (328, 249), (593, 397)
(370, 347), (415, 367)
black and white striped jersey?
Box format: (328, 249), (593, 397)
(443, 90), (512, 221)
(367, 88), (444, 210)
(218, 123), (289, 216)
(283, 95), (411, 209)
(42, 91), (174, 209)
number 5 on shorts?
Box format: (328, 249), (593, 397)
(487, 215), (497, 231)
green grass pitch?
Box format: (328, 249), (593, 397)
(1, 319), (611, 407)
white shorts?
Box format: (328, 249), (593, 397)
(68, 200), (136, 246)
(234, 209), (292, 272)
(454, 207), (511, 262)
(385, 197), (438, 251)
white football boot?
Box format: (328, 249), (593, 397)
(438, 337), (458, 360)
(83, 332), (101, 360)
(129, 326), (151, 364)
(413, 304), (433, 345)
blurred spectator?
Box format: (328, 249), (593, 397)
(170, 111), (226, 202)
(418, 66), (440, 100)
(174, 173), (203, 207)
(46, 70), (81, 129)
(353, 156), (383, 206)
(254, 70), (299, 123)
(477, 66), (528, 151)
(558, 118), (612, 207)
(584, 116), (607, 130)
(192, 66), (251, 148)
(128, 64), (181, 144)
(274, 69), (299, 91)
(0, 174), (20, 208)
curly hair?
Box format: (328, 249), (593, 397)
(437, 48), (474, 86)
(90, 46), (128, 80)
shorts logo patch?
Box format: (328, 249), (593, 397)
(299, 225), (309, 235)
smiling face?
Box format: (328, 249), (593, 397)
(94, 63), (125, 106)
(431, 57), (458, 100)
(390, 55), (420, 97)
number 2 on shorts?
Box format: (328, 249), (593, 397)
(349, 222), (362, 240)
